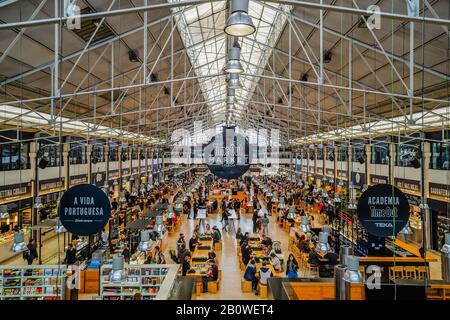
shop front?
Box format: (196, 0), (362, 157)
(0, 194), (33, 263)
(393, 178), (423, 249)
(428, 182), (450, 250)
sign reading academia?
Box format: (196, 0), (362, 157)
(357, 184), (409, 238)
(58, 184), (111, 236)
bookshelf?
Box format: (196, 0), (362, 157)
(99, 264), (179, 300)
(0, 265), (66, 300)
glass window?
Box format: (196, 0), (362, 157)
(92, 144), (105, 163)
(0, 142), (30, 171)
(131, 147), (138, 160)
(317, 147), (324, 160)
(352, 145), (365, 162)
(338, 145), (348, 162)
(41, 144), (63, 167)
(430, 142), (450, 170)
(371, 143), (389, 164)
(396, 143), (420, 167)
(69, 143), (86, 165)
(109, 145), (118, 161)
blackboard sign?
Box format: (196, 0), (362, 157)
(58, 184), (111, 236)
(357, 184), (409, 238)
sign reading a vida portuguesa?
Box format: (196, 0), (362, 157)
(357, 184), (409, 238)
(58, 184), (111, 236)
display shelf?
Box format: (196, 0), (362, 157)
(0, 265), (66, 300)
(99, 264), (179, 300)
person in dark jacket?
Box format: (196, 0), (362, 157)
(241, 241), (251, 266)
(243, 259), (258, 292)
(182, 255), (191, 276)
(24, 239), (38, 265)
(221, 208), (229, 232)
(252, 205), (259, 233)
(189, 234), (199, 252)
(202, 260), (219, 292)
(63, 243), (77, 266)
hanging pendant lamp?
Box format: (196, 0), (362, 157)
(224, 0), (256, 37)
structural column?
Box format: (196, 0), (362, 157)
(63, 143), (70, 190)
(388, 142), (396, 185)
(422, 142), (431, 250)
(86, 144), (92, 184)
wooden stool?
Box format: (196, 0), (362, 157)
(416, 266), (429, 280)
(403, 266), (417, 280)
(241, 279), (252, 293)
(195, 278), (203, 296)
(389, 266), (404, 281)
(259, 284), (268, 298)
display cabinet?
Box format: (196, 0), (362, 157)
(99, 264), (179, 300)
(0, 265), (66, 300)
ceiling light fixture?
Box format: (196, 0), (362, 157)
(228, 73), (242, 88)
(224, 40), (243, 74)
(224, 0), (256, 37)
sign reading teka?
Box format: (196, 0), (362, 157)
(58, 184), (111, 236)
(357, 184), (409, 238)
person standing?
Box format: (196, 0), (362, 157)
(193, 200), (199, 220)
(23, 238), (38, 265)
(252, 205), (259, 233)
(221, 208), (229, 232)
(262, 214), (269, 235)
(63, 243), (77, 266)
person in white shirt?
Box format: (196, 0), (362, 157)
(270, 252), (282, 271)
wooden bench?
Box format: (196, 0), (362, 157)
(241, 278), (252, 293)
(259, 284), (268, 298)
(214, 241), (222, 251)
(207, 270), (222, 293)
(427, 284), (450, 300)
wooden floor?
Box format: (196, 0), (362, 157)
(164, 209), (290, 300)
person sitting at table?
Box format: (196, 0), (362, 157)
(207, 251), (217, 265)
(243, 259), (258, 293)
(193, 225), (201, 236)
(152, 246), (166, 264)
(236, 227), (243, 240)
(323, 250), (339, 266)
(212, 226), (222, 243)
(258, 261), (273, 292)
(261, 234), (273, 247)
(308, 245), (320, 266)
(240, 232), (249, 246)
(241, 241), (251, 266)
(270, 252), (282, 271)
(189, 233), (199, 252)
(182, 254), (192, 276)
(202, 259), (219, 293)
(204, 224), (213, 236)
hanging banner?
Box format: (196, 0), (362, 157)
(205, 126), (250, 180)
(351, 172), (366, 190)
(357, 184), (409, 238)
(58, 184), (111, 236)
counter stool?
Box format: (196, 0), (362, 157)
(416, 266), (429, 280)
(403, 266), (417, 280)
(389, 266), (404, 281)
